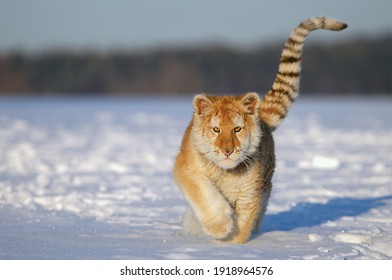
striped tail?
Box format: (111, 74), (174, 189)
(259, 17), (347, 130)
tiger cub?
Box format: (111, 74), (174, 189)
(173, 17), (347, 244)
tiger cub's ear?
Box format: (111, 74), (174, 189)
(193, 94), (213, 116)
(241, 92), (260, 114)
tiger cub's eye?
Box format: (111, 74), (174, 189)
(212, 127), (220, 133)
(233, 126), (242, 133)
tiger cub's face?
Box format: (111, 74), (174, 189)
(191, 93), (262, 170)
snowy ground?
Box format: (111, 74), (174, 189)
(0, 96), (391, 260)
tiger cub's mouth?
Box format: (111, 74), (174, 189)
(214, 150), (243, 169)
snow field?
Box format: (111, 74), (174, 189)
(0, 97), (391, 259)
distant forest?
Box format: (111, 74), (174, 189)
(0, 35), (390, 96)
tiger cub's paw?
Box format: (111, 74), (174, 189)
(202, 203), (234, 239)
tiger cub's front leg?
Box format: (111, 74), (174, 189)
(221, 186), (269, 244)
(174, 169), (234, 239)
(220, 207), (260, 244)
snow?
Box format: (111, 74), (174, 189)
(0, 96), (391, 260)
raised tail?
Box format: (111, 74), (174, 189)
(259, 17), (347, 130)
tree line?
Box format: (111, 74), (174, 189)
(0, 35), (390, 96)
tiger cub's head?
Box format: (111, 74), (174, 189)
(191, 92), (262, 170)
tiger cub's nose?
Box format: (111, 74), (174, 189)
(223, 148), (234, 157)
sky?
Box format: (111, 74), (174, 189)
(0, 0), (391, 53)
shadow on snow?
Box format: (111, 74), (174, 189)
(261, 194), (392, 233)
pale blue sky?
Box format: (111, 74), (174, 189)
(0, 0), (391, 52)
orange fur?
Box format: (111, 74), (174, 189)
(174, 93), (275, 243)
